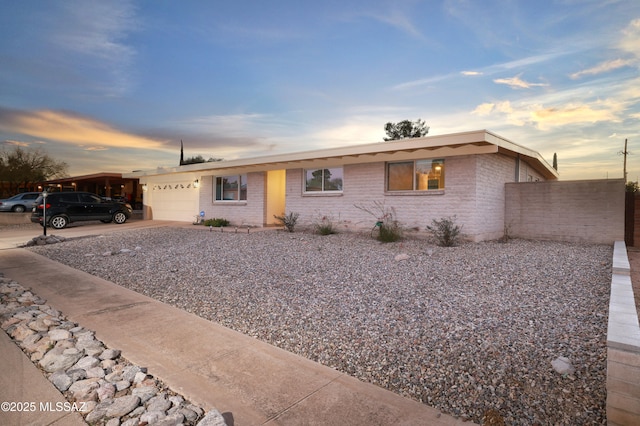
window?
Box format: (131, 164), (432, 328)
(386, 159), (444, 191)
(215, 175), (247, 201)
(304, 168), (343, 192)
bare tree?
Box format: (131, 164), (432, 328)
(0, 146), (68, 195)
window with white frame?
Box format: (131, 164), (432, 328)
(304, 167), (343, 192)
(386, 159), (444, 191)
(215, 174), (247, 201)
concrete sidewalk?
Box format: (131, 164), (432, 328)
(0, 224), (470, 425)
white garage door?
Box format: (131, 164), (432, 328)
(147, 180), (199, 222)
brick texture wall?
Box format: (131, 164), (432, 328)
(198, 172), (266, 226)
(505, 179), (625, 244)
(284, 154), (520, 241)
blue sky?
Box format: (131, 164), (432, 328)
(0, 0), (639, 180)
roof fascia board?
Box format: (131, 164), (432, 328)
(194, 144), (498, 176)
(126, 130), (495, 178)
(485, 130), (558, 179)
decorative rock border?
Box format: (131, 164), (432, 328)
(0, 274), (227, 426)
(24, 234), (67, 246)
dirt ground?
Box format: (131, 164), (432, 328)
(625, 248), (640, 316)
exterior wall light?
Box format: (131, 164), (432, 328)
(142, 184), (148, 191)
(194, 179), (200, 188)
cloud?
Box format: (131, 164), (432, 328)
(0, 107), (169, 151)
(51, 0), (140, 96)
(570, 58), (635, 79)
(393, 50), (566, 91)
(620, 18), (640, 57)
(2, 139), (31, 147)
(530, 102), (622, 129)
(472, 97), (624, 131)
(493, 74), (549, 89)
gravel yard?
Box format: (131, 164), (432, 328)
(28, 226), (611, 424)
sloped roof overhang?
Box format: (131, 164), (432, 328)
(125, 129), (558, 180)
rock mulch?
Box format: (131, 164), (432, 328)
(0, 276), (226, 426)
(25, 234), (67, 246)
(28, 227), (612, 425)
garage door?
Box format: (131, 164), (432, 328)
(148, 180), (199, 222)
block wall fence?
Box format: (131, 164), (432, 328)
(505, 179), (625, 244)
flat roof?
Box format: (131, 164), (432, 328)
(125, 129), (558, 180)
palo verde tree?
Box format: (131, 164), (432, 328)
(0, 146), (68, 196)
(383, 119), (429, 141)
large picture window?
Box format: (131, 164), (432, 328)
(387, 159), (444, 191)
(304, 168), (343, 192)
(215, 175), (247, 201)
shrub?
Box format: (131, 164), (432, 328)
(274, 212), (299, 232)
(378, 219), (403, 242)
(427, 216), (463, 247)
(355, 201), (403, 243)
(313, 214), (338, 235)
(203, 218), (230, 227)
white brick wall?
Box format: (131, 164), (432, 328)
(198, 172), (266, 226)
(284, 154), (521, 241)
(143, 152), (567, 242)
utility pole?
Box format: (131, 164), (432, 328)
(619, 139), (630, 182)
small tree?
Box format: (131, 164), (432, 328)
(552, 152), (558, 171)
(383, 119), (429, 141)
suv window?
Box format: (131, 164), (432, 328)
(78, 193), (102, 203)
(57, 193), (79, 203)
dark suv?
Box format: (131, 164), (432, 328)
(31, 192), (133, 229)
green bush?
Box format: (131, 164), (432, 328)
(203, 218), (230, 227)
(313, 214), (338, 235)
(427, 216), (462, 247)
(274, 212), (299, 232)
(378, 220), (403, 242)
(355, 201), (403, 243)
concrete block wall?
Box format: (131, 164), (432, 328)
(505, 179), (625, 244)
(607, 241), (640, 425)
(198, 172), (266, 227)
(283, 155), (512, 240)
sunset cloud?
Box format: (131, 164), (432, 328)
(493, 74), (549, 89)
(0, 108), (168, 151)
(461, 71), (482, 76)
(570, 58), (635, 79)
(530, 102), (622, 129)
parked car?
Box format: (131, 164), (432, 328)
(0, 192), (41, 212)
(31, 191), (133, 229)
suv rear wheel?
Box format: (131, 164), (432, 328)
(113, 212), (127, 224)
(50, 215), (68, 229)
